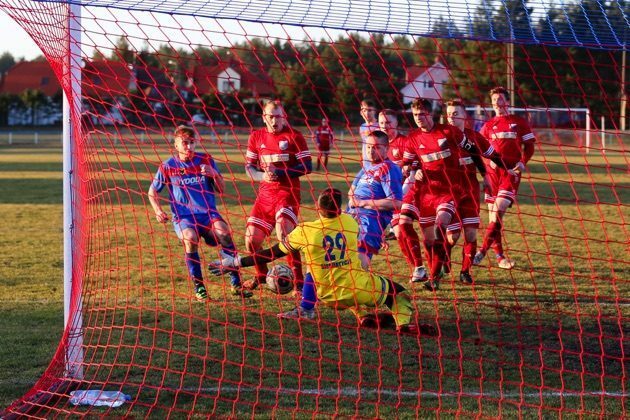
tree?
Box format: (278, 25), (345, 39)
(0, 93), (19, 126)
(0, 51), (15, 74)
(111, 36), (134, 63)
(20, 89), (47, 125)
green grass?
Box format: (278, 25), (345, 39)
(0, 134), (628, 417)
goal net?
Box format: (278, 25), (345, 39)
(1, 0), (627, 417)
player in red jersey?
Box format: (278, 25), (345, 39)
(243, 100), (312, 292)
(474, 87), (536, 270)
(445, 100), (499, 285)
(398, 99), (496, 291)
(378, 109), (424, 275)
(314, 117), (334, 171)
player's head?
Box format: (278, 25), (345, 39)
(317, 188), (343, 218)
(378, 109), (398, 139)
(360, 99), (377, 123)
(489, 86), (510, 116)
(445, 99), (466, 131)
(410, 98), (434, 132)
(321, 118), (328, 126)
(173, 125), (196, 160)
(365, 130), (389, 164)
(262, 100), (287, 133)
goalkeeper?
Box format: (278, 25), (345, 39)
(148, 125), (252, 301)
(209, 188), (436, 336)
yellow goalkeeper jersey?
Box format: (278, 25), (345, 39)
(279, 213), (387, 306)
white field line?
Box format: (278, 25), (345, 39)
(183, 386), (628, 398)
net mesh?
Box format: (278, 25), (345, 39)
(1, 0), (628, 417)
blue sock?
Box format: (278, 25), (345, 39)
(300, 272), (316, 310)
(221, 244), (241, 287)
(185, 252), (203, 282)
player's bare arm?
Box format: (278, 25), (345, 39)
(148, 185), (169, 223)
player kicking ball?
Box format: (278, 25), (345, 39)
(208, 188), (436, 336)
(148, 125), (252, 301)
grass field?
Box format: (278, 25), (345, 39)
(0, 131), (628, 417)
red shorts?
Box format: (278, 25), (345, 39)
(448, 192), (480, 232)
(400, 183), (456, 228)
(317, 140), (330, 153)
(484, 164), (521, 204)
(247, 187), (300, 235)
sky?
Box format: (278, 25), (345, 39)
(0, 11), (42, 60)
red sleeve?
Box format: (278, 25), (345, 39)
(245, 131), (259, 166)
(517, 117), (536, 143)
(402, 133), (418, 165)
(293, 131), (312, 163)
(472, 131), (493, 156)
(522, 141), (535, 164)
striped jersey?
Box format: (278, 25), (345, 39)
(480, 114), (535, 168)
(246, 127), (311, 192)
(151, 153), (221, 219)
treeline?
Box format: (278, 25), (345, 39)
(104, 0), (627, 124)
(1, 1), (628, 127)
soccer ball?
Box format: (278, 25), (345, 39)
(265, 264), (294, 295)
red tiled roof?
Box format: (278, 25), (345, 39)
(0, 61), (61, 96)
(82, 60), (133, 99)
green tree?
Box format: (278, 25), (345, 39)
(0, 93), (19, 126)
(0, 51), (15, 74)
(19, 89), (47, 125)
(111, 36), (134, 62)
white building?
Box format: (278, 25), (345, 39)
(400, 61), (449, 104)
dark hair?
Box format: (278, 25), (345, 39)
(489, 86), (510, 100)
(174, 125), (195, 140)
(361, 99), (375, 108)
(445, 99), (465, 108)
(410, 98), (433, 112)
(318, 188), (343, 218)
(379, 108), (398, 118)
(367, 130), (389, 145)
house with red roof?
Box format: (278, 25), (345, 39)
(400, 61), (449, 104)
(191, 62), (274, 97)
(0, 60), (61, 96)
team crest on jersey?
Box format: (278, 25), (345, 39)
(510, 123), (517, 129)
(438, 138), (448, 149)
(279, 139), (289, 150)
(179, 167), (186, 175)
(393, 148), (400, 158)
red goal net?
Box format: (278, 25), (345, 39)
(1, 0), (627, 417)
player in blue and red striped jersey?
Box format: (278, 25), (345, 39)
(243, 100), (312, 292)
(347, 130), (403, 268)
(359, 99), (379, 167)
(148, 125), (252, 301)
(474, 87), (536, 270)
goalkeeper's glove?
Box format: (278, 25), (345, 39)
(208, 252), (242, 276)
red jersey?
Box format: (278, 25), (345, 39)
(246, 127), (311, 192)
(460, 128), (494, 179)
(315, 125), (334, 143)
(403, 123), (465, 190)
(387, 134), (408, 168)
(480, 114), (535, 168)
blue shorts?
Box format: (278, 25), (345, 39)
(353, 211), (391, 256)
(173, 211), (225, 246)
